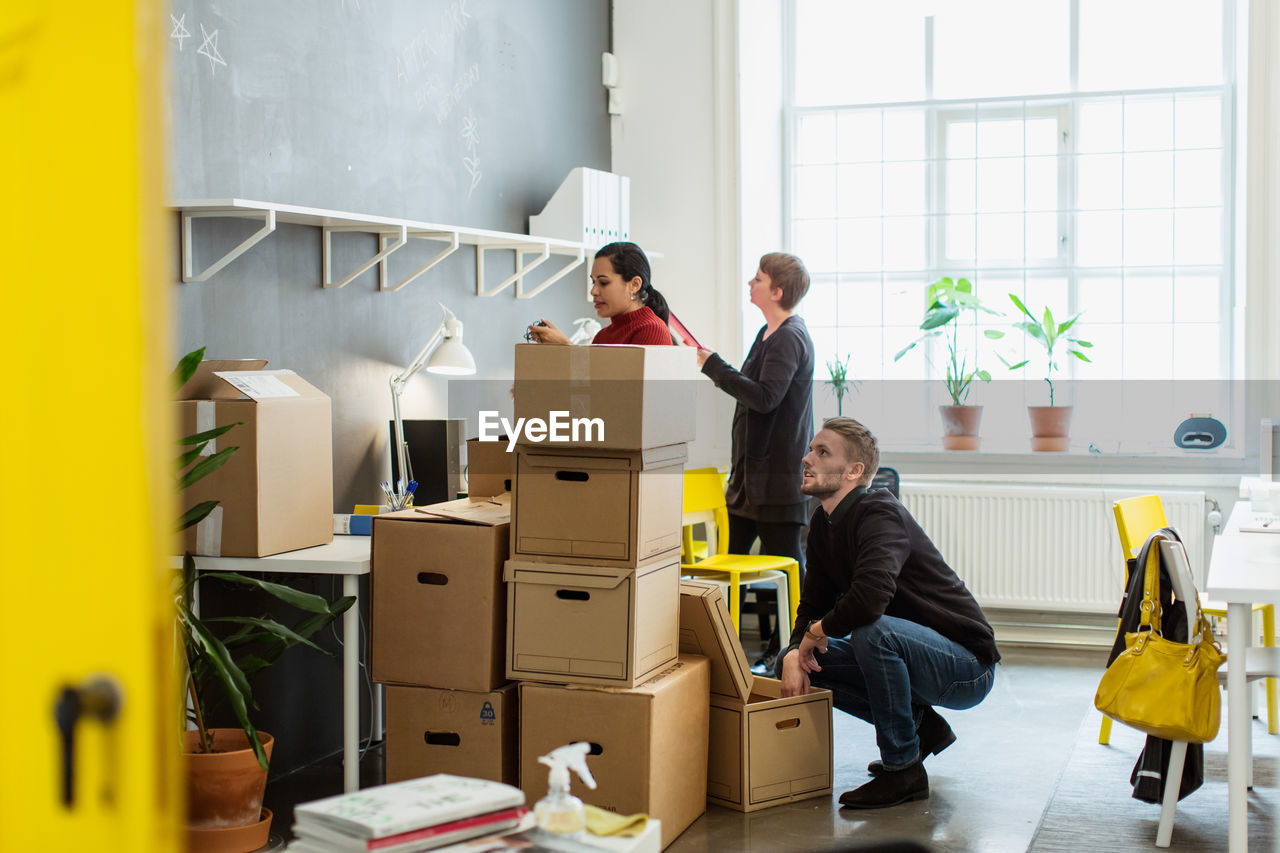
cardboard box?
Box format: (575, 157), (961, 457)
(513, 343), (697, 450)
(384, 683), (516, 785)
(178, 361), (333, 557)
(372, 498), (510, 692)
(511, 444), (685, 566)
(520, 655), (710, 849)
(466, 436), (514, 498)
(505, 552), (680, 687)
(678, 581), (833, 812)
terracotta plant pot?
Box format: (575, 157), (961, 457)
(939, 405), (982, 451)
(185, 728), (274, 852)
(1028, 405), (1072, 451)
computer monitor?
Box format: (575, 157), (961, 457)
(1261, 419), (1280, 481)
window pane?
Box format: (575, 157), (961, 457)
(1122, 275), (1173, 324)
(1026, 212), (1060, 260)
(976, 158), (1024, 212)
(1078, 276), (1124, 324)
(1079, 0), (1223, 91)
(1174, 208), (1223, 265)
(1026, 117), (1060, 157)
(883, 216), (926, 271)
(976, 213), (1024, 261)
(1024, 277), (1070, 320)
(794, 166), (837, 218)
(883, 162), (926, 215)
(883, 280), (921, 326)
(1026, 156), (1058, 211)
(844, 326), (884, 378)
(796, 112), (836, 164)
(1173, 324), (1221, 379)
(1123, 210), (1173, 266)
(838, 164), (882, 217)
(1174, 149), (1223, 207)
(945, 214), (976, 262)
(1175, 94), (1223, 149)
(838, 110), (882, 162)
(1124, 97), (1174, 152)
(1080, 324), (1123, 379)
(1077, 154), (1123, 209)
(1077, 100), (1123, 154)
(883, 110), (926, 161)
(837, 219), (882, 271)
(933, 0), (1069, 99)
(1077, 211), (1123, 266)
(1173, 274), (1221, 324)
(803, 277), (839, 326)
(794, 219), (837, 272)
(1123, 152), (1174, 209)
(839, 278), (884, 327)
(945, 160), (976, 213)
(947, 120), (977, 159)
(978, 119), (1025, 158)
(1123, 324), (1174, 379)
(794, 1), (925, 105)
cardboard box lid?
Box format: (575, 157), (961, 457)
(178, 361), (328, 403)
(517, 443), (687, 471)
(503, 558), (636, 590)
(413, 495), (510, 526)
(520, 654), (708, 699)
(514, 342), (696, 381)
(678, 581), (753, 701)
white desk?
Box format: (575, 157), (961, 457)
(1205, 502), (1280, 853)
(175, 535), (372, 792)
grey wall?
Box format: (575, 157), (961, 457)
(171, 0), (612, 511)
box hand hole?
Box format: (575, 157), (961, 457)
(555, 471), (589, 482)
(417, 572), (448, 585)
(424, 731), (461, 746)
(556, 589), (590, 601)
(775, 718), (801, 730)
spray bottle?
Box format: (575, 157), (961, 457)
(534, 742), (597, 835)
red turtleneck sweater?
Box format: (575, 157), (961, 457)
(591, 306), (673, 345)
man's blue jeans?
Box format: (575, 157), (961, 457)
(777, 615), (996, 771)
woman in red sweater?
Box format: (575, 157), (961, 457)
(527, 242), (674, 345)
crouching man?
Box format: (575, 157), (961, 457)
(777, 418), (1000, 808)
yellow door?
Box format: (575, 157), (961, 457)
(0, 1), (180, 851)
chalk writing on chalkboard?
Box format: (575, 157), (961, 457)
(396, 0), (477, 121)
(196, 22), (226, 75)
(169, 13), (191, 50)
(461, 110), (482, 199)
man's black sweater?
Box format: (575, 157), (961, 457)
(788, 488), (1001, 665)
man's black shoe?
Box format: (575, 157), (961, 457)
(750, 650), (778, 676)
(839, 761), (929, 809)
(867, 705), (956, 776)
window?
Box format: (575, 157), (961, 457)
(781, 0), (1236, 449)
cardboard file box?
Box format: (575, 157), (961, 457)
(177, 360), (333, 557)
(679, 581), (833, 812)
(511, 444), (685, 567)
(466, 436), (514, 498)
(513, 343), (697, 450)
(505, 552), (679, 687)
(372, 499), (510, 692)
(520, 655), (710, 849)
(385, 683), (516, 785)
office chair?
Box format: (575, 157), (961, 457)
(1102, 495), (1277, 747)
(680, 467), (801, 638)
(871, 466), (900, 499)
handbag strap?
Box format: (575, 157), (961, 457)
(1139, 538), (1162, 634)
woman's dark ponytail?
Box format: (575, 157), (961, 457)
(595, 241), (669, 324)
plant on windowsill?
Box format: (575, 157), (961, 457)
(1000, 295), (1093, 451)
(894, 276), (1004, 450)
(826, 353), (855, 417)
(175, 346), (355, 852)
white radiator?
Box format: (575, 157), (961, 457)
(898, 484), (1206, 614)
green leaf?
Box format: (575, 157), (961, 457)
(204, 615), (331, 653)
(1014, 321), (1046, 343)
(179, 446), (239, 489)
(1057, 314), (1080, 335)
(174, 348), (206, 389)
(1072, 338), (1093, 348)
(1006, 359), (1030, 370)
(976, 369), (991, 381)
(893, 341), (919, 361)
(1009, 293), (1033, 319)
(1069, 349), (1092, 362)
(178, 500), (220, 532)
(179, 423), (243, 446)
(955, 277), (972, 293)
(1042, 305), (1055, 334)
(920, 306), (960, 330)
(983, 329), (1005, 339)
(199, 572), (355, 615)
(187, 618), (267, 768)
(178, 444), (208, 469)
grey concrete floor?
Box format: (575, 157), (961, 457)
(664, 645), (1110, 853)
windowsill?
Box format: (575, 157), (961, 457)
(879, 440), (1246, 461)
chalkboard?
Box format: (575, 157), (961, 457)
(169, 0), (611, 232)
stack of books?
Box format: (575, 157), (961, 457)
(286, 774), (526, 852)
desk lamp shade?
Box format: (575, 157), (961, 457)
(426, 335), (476, 375)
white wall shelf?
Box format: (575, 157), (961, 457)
(174, 198), (591, 298)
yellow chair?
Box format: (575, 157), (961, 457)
(680, 467), (802, 637)
(1101, 495), (1277, 745)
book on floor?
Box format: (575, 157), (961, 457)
(291, 806), (526, 852)
(292, 774), (526, 844)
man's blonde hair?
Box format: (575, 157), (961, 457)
(822, 417), (879, 486)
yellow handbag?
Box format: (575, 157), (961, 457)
(1094, 541), (1226, 743)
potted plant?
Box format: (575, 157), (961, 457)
(175, 347), (355, 852)
(894, 277), (1004, 450)
(826, 353), (854, 417)
(1001, 295), (1093, 451)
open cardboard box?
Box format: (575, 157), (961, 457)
(512, 343), (697, 450)
(371, 498), (510, 692)
(177, 361), (333, 557)
(679, 580), (833, 812)
(505, 551), (679, 687)
(520, 655), (710, 849)
(384, 682), (516, 785)
(466, 436), (514, 498)
(511, 443), (685, 567)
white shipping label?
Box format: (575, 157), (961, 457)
(214, 371), (300, 399)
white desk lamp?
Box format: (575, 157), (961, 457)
(389, 303), (476, 505)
